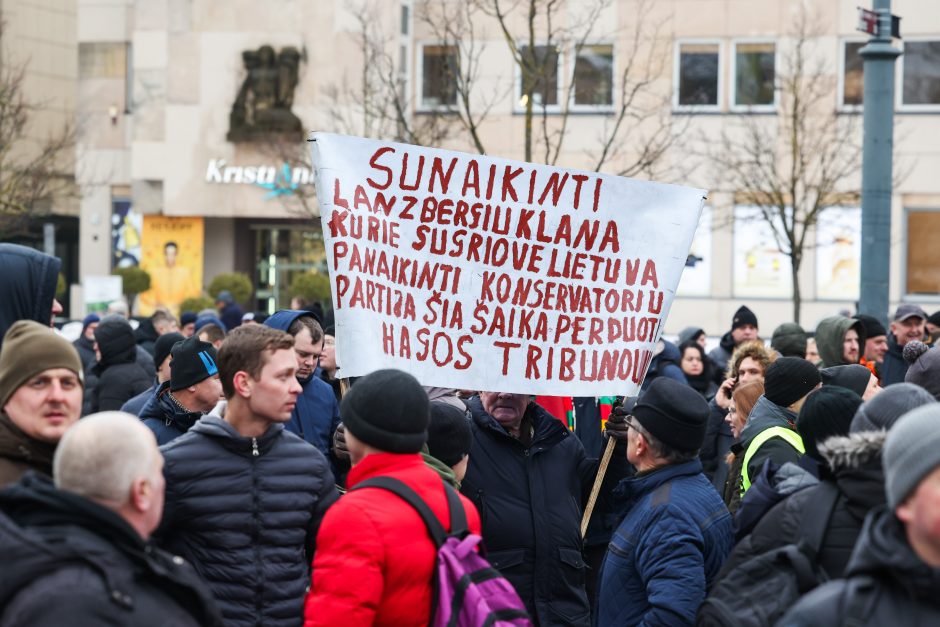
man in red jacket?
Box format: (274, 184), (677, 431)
(304, 369), (481, 627)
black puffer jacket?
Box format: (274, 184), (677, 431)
(90, 318), (152, 413)
(139, 381), (205, 445)
(157, 416), (339, 627)
(780, 506), (940, 626)
(0, 243), (59, 350)
(880, 334), (911, 386)
(0, 473), (222, 626)
(722, 431), (886, 580)
(461, 396), (629, 626)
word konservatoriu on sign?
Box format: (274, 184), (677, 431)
(309, 133), (706, 397)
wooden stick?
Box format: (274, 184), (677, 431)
(581, 436), (617, 538)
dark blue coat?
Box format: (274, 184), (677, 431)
(121, 379), (158, 416)
(461, 396), (629, 626)
(264, 310), (341, 459)
(156, 416), (338, 627)
(641, 340), (688, 392)
(139, 381), (204, 445)
(595, 459), (733, 626)
(219, 303), (243, 332)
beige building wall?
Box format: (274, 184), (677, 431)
(74, 0), (940, 331)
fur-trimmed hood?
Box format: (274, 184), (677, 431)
(819, 430), (886, 472)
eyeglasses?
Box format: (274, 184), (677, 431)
(727, 407), (737, 415)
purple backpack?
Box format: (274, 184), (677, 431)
(353, 476), (531, 627)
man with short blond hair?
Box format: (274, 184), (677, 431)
(157, 325), (338, 627)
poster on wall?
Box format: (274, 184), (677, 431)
(111, 199), (142, 269)
(137, 216), (205, 316)
(310, 132), (706, 396)
(83, 275), (123, 315)
(677, 206), (712, 297)
(816, 207), (861, 301)
(733, 205), (792, 298)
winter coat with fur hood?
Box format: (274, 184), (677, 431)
(718, 430), (887, 580)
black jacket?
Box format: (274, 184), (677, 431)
(880, 334), (911, 386)
(461, 396), (629, 626)
(780, 506), (940, 626)
(90, 319), (153, 413)
(707, 331), (736, 384)
(0, 473), (222, 626)
(701, 397), (733, 488)
(135, 317), (160, 356)
(72, 334), (97, 373)
(140, 381), (205, 445)
(723, 431), (886, 581)
(0, 244), (60, 351)
(157, 416), (339, 627)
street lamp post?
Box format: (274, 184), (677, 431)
(858, 0), (901, 325)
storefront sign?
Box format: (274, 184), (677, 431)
(205, 159), (313, 198)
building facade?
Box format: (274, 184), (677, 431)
(72, 0), (940, 332)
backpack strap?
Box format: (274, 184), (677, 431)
(352, 476), (454, 547)
(800, 480), (841, 559)
(443, 480), (469, 537)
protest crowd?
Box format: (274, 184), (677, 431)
(3, 217), (940, 627)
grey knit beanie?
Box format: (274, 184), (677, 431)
(904, 341), (940, 401)
(883, 403), (940, 509)
(851, 383), (937, 434)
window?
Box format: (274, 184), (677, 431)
(902, 40), (940, 107)
(906, 210), (940, 294)
(401, 4), (410, 36)
(420, 45), (458, 109)
(517, 45), (561, 108)
(676, 42), (720, 108)
(573, 44), (613, 108)
(841, 41), (864, 107)
(733, 42), (776, 108)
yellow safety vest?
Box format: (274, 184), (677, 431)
(740, 426), (805, 496)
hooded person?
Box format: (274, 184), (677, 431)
(215, 291), (243, 332)
(708, 306), (759, 383)
(678, 326), (707, 348)
(781, 403), (940, 625)
(72, 314), (100, 374)
(89, 317), (152, 413)
(815, 315), (867, 368)
(903, 341), (940, 401)
(121, 332), (185, 417)
(139, 336), (222, 445)
(264, 310), (340, 461)
(719, 384), (937, 587)
(641, 338), (688, 391)
(821, 364), (882, 400)
(0, 243), (62, 351)
(771, 322), (808, 359)
(0, 320), (84, 486)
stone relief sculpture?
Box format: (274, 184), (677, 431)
(228, 45), (303, 142)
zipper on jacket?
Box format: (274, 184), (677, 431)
(251, 437), (259, 456)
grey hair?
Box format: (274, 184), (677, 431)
(54, 411), (160, 505)
(632, 419), (699, 465)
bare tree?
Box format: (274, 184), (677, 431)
(708, 9), (862, 323)
(0, 24), (76, 237)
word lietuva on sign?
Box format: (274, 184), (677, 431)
(310, 133), (706, 397)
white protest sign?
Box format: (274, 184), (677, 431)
(310, 133), (705, 396)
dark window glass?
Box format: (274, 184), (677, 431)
(903, 41), (940, 105)
(519, 45), (560, 106)
(843, 42), (864, 106)
(574, 45), (613, 106)
(421, 45), (458, 107)
(735, 43), (775, 106)
(678, 44), (719, 106)
(907, 211), (940, 294)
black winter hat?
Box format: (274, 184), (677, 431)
(928, 310), (940, 328)
(763, 357), (821, 407)
(427, 401), (473, 467)
(820, 364), (872, 398)
(771, 323), (807, 358)
(153, 332), (184, 370)
(797, 387), (863, 462)
(632, 378), (710, 452)
(855, 314), (887, 339)
(93, 316), (137, 365)
(341, 369), (429, 454)
(731, 306), (758, 331)
(170, 335), (219, 391)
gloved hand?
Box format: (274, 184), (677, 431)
(604, 397), (636, 443)
(332, 422), (350, 462)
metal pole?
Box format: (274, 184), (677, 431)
(858, 0), (901, 326)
